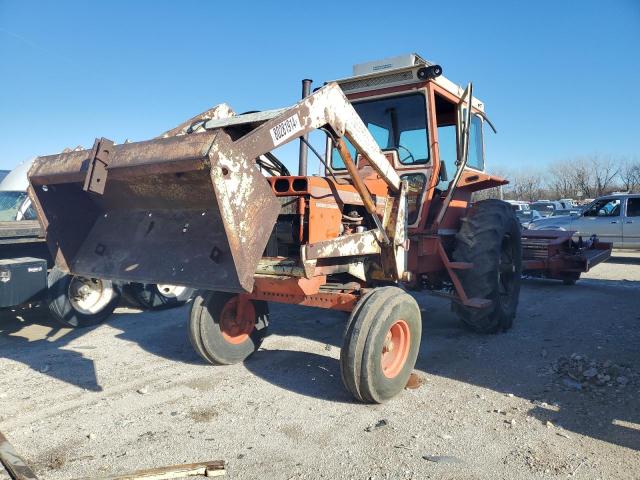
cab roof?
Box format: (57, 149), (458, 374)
(329, 53), (485, 112)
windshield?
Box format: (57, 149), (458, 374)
(0, 191), (28, 221)
(332, 93), (428, 168)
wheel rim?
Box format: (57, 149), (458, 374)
(498, 234), (516, 302)
(381, 319), (411, 379)
(68, 276), (114, 315)
(156, 284), (188, 298)
(219, 296), (256, 345)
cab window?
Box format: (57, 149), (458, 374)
(583, 198), (621, 217)
(401, 173), (426, 224)
(626, 198), (640, 217)
(467, 115), (484, 171)
(332, 93), (428, 168)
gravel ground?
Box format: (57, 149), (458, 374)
(1, 251), (639, 480)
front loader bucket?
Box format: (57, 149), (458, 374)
(27, 131), (281, 293)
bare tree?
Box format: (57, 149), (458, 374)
(547, 161), (577, 199)
(587, 154), (620, 196)
(506, 171), (544, 202)
(619, 156), (640, 193)
(568, 158), (595, 199)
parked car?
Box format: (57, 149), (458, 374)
(506, 200), (530, 213)
(529, 193), (640, 248)
(0, 158), (194, 327)
(551, 207), (582, 217)
(514, 210), (542, 228)
(560, 198), (577, 208)
(531, 200), (564, 217)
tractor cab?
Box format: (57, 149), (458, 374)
(328, 53), (504, 233)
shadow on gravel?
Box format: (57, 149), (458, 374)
(602, 255), (640, 266)
(5, 276), (637, 451)
(0, 307), (104, 391)
(244, 349), (353, 404)
(111, 307), (203, 365)
(413, 277), (640, 452)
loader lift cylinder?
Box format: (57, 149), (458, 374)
(297, 78), (312, 175)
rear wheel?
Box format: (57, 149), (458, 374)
(188, 291), (269, 365)
(47, 266), (120, 328)
(340, 287), (421, 403)
(129, 283), (195, 310)
(452, 199), (522, 333)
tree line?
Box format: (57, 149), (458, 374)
(475, 154), (640, 202)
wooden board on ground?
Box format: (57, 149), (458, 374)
(0, 432), (39, 480)
(74, 461), (226, 480)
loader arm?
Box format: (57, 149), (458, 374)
(27, 83), (407, 293)
(217, 82), (401, 192)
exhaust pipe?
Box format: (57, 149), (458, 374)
(297, 79), (312, 176)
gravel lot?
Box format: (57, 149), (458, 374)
(1, 252), (639, 480)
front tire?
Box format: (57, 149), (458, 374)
(340, 287), (421, 403)
(47, 266), (120, 328)
(452, 199), (522, 333)
(188, 292), (269, 365)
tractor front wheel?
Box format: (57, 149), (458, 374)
(188, 292), (269, 365)
(452, 199), (522, 333)
(340, 287), (422, 403)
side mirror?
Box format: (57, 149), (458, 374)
(439, 161), (449, 182)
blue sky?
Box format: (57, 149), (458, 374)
(1, 0), (639, 174)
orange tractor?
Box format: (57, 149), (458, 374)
(27, 53), (608, 402)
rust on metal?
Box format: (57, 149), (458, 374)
(256, 257), (306, 277)
(304, 230), (382, 260)
(334, 138), (377, 215)
(521, 230), (612, 279)
(83, 137), (114, 195)
(159, 103), (235, 138)
(28, 82), (412, 297)
(249, 275), (358, 312)
(28, 129), (280, 293)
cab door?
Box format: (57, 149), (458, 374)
(573, 197), (623, 246)
(623, 196), (640, 248)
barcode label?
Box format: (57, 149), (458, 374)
(269, 114), (302, 147)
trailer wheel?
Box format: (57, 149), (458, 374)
(188, 292), (269, 365)
(47, 266), (120, 328)
(340, 287), (421, 403)
(129, 283), (195, 310)
(452, 199), (522, 333)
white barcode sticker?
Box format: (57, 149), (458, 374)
(269, 114), (302, 147)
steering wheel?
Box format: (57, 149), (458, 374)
(396, 144), (415, 164)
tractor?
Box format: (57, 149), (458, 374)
(26, 53), (608, 402)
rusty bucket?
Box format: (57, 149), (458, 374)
(27, 131), (280, 293)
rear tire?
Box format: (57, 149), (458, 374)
(340, 287), (421, 403)
(188, 291), (269, 365)
(129, 283), (195, 310)
(47, 266), (120, 328)
(452, 199), (522, 333)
